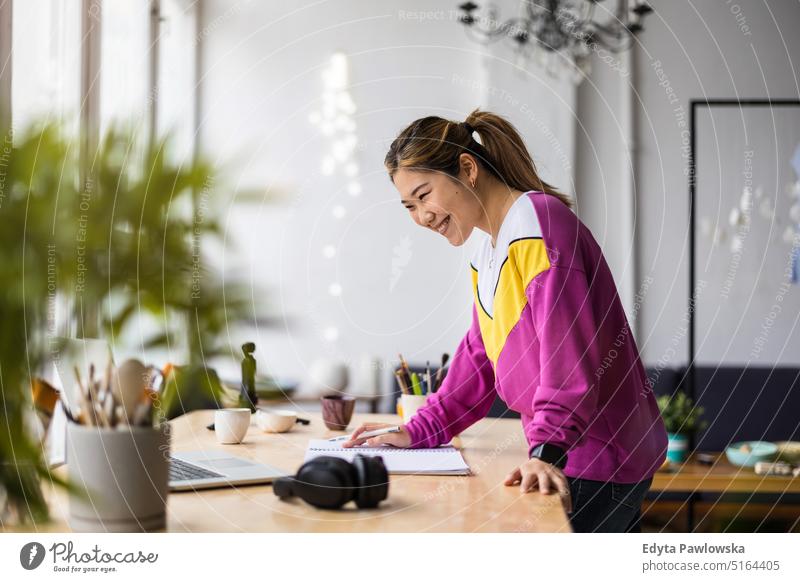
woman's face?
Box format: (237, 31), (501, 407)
(393, 158), (482, 247)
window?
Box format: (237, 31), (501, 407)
(156, 0), (197, 163)
(11, 0), (81, 136)
(99, 1), (151, 137)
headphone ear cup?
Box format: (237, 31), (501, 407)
(291, 456), (357, 509)
(273, 476), (295, 500)
(351, 454), (389, 509)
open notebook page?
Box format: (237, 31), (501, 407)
(304, 439), (471, 476)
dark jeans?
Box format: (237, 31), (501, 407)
(565, 476), (652, 533)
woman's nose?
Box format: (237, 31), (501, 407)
(422, 210), (436, 226)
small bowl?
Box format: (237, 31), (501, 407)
(255, 409), (297, 433)
(725, 441), (778, 467)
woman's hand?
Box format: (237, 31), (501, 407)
(504, 458), (573, 514)
(341, 422), (412, 448)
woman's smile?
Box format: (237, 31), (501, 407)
(434, 215), (450, 236)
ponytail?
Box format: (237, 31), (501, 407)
(464, 109), (573, 209)
(385, 108), (572, 210)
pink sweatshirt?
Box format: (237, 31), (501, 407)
(404, 191), (667, 483)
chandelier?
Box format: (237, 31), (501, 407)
(458, 1), (653, 79)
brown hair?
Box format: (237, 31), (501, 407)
(384, 108), (572, 209)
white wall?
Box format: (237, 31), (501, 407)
(636, 0), (800, 368)
(201, 0), (800, 387)
(575, 48), (637, 327)
(577, 0), (800, 368)
(198, 0), (576, 391)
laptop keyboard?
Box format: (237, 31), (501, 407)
(170, 457), (225, 482)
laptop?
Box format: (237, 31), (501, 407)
(169, 451), (288, 491)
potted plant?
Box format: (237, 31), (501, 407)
(0, 122), (257, 523)
(657, 391), (708, 463)
(1, 124), (81, 524)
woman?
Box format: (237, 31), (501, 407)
(344, 110), (668, 533)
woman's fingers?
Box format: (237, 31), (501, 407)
(365, 433), (396, 447)
(365, 430), (410, 448)
(514, 463), (573, 513)
(341, 438), (364, 448)
(520, 469), (539, 493)
(538, 471), (552, 494)
(504, 467), (522, 486)
(341, 422), (389, 448)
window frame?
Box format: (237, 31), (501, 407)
(2, 0), (199, 155)
(0, 0), (12, 133)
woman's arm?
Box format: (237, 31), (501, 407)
(403, 303), (497, 448)
(523, 264), (603, 456)
(502, 265), (601, 508)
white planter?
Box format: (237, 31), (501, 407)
(66, 423), (170, 532)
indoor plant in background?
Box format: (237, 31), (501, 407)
(54, 126), (253, 419)
(0, 124), (79, 525)
(82, 129), (254, 419)
(657, 391), (708, 463)
(0, 122), (254, 524)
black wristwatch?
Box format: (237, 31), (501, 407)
(529, 443), (568, 470)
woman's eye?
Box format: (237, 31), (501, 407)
(403, 192), (430, 210)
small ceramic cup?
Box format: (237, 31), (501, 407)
(399, 394), (428, 424)
(320, 395), (356, 431)
(255, 409), (297, 433)
(215, 408), (251, 444)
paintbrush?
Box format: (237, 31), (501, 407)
(102, 359), (116, 427)
(433, 352), (450, 392)
(87, 364), (110, 427)
(394, 369), (410, 395)
(425, 360), (432, 396)
(397, 352), (412, 387)
(73, 366), (95, 426)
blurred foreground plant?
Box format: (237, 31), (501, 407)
(1, 123), (254, 523)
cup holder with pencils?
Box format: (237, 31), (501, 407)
(393, 353), (449, 423)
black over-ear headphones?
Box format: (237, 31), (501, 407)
(273, 454), (389, 509)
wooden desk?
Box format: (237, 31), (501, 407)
(19, 412), (571, 533)
(651, 453), (800, 494)
(650, 453), (800, 531)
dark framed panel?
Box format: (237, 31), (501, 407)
(688, 99), (800, 448)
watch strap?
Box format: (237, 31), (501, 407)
(529, 443), (568, 469)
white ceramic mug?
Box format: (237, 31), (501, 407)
(255, 409), (297, 433)
(400, 394), (429, 424)
(215, 408), (251, 444)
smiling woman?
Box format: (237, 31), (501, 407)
(358, 109), (669, 533)
(385, 109), (571, 247)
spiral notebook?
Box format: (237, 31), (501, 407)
(303, 439), (471, 475)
